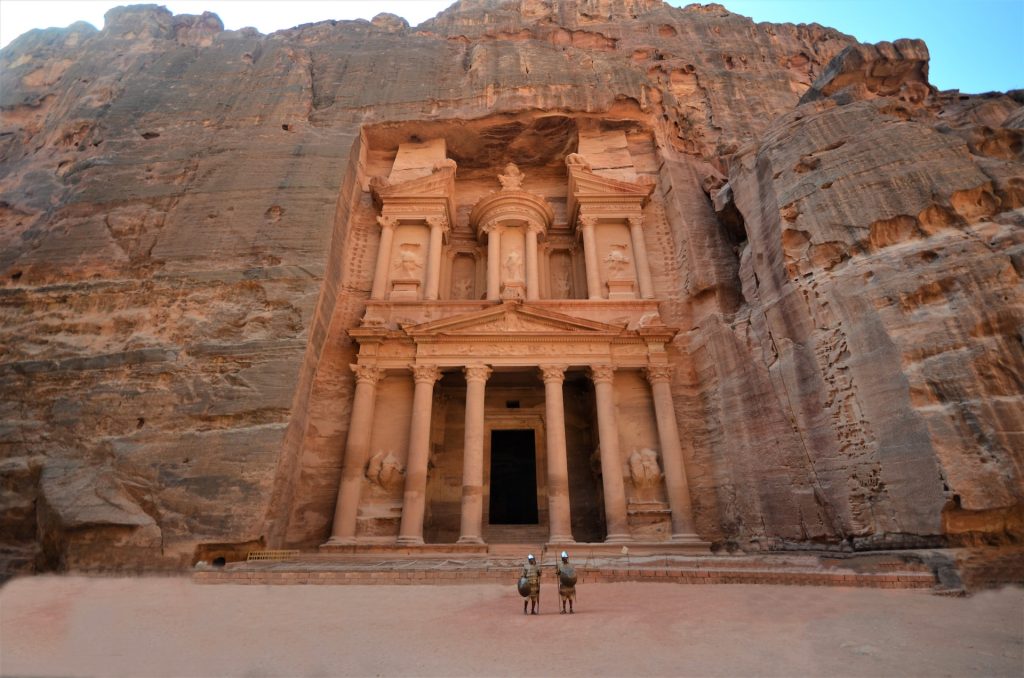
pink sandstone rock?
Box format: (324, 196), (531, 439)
(0, 0), (1020, 577)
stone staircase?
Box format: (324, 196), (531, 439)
(195, 548), (947, 591)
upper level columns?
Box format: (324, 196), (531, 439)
(370, 217), (398, 300)
(579, 216), (603, 300)
(645, 364), (700, 541)
(325, 363), (384, 545)
(485, 225), (502, 301)
(628, 216), (655, 299)
(424, 216), (449, 300)
(589, 365), (631, 542)
(525, 224), (541, 301)
(397, 364), (442, 545)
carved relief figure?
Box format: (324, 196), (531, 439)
(366, 450), (405, 491)
(498, 163), (525, 191)
(551, 252), (574, 299)
(453, 275), (473, 300)
(603, 244), (632, 279)
(628, 448), (663, 491)
(394, 243), (423, 278)
(504, 249), (524, 281)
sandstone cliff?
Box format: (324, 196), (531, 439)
(0, 0), (1020, 576)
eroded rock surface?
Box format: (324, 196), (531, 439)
(0, 0), (1020, 575)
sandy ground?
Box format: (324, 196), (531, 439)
(1, 576), (1021, 678)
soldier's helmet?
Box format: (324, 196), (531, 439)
(527, 554), (536, 562)
(561, 550), (569, 561)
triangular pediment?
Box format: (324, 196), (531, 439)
(404, 302), (628, 339)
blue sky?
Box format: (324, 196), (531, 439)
(1, 1), (1021, 93)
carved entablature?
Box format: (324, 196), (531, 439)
(351, 301), (677, 370)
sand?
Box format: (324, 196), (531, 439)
(1, 576), (1021, 677)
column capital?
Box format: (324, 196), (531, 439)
(539, 364), (568, 384)
(578, 215), (598, 230)
(481, 220), (503, 235)
(526, 221), (545, 235)
(627, 215), (644, 229)
(377, 215), (399, 231)
(589, 364), (615, 384)
(426, 215), (449, 232)
(350, 363), (384, 385)
(410, 364), (442, 384)
(645, 364), (674, 384)
(464, 364), (492, 383)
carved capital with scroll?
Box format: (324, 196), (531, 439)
(644, 364), (673, 384)
(464, 364), (492, 383)
(589, 364), (615, 384)
(377, 215), (399, 231)
(539, 364), (568, 384)
(410, 364), (442, 384)
(350, 363), (385, 385)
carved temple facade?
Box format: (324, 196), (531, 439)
(320, 133), (708, 550)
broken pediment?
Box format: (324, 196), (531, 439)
(566, 160), (656, 226)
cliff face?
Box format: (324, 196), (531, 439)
(0, 0), (1020, 575)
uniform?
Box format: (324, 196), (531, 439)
(556, 551), (577, 614)
(521, 555), (541, 615)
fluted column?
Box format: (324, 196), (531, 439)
(458, 364), (491, 544)
(589, 365), (630, 542)
(325, 364), (384, 544)
(540, 365), (574, 543)
(628, 215), (655, 299)
(645, 365), (700, 541)
(397, 364), (442, 545)
(525, 224), (541, 301)
(424, 216), (447, 300)
(579, 215), (603, 300)
(486, 225), (501, 300)
(370, 216), (397, 300)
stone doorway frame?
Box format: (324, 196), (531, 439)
(482, 412), (548, 541)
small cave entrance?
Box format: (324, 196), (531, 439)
(488, 429), (539, 525)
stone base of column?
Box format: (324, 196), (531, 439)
(604, 533), (632, 544)
(396, 536), (425, 546)
(548, 535), (576, 544)
(321, 536), (357, 547)
(456, 536), (485, 545)
(670, 533), (706, 543)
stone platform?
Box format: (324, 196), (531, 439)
(318, 540), (711, 557)
(195, 547), (950, 591)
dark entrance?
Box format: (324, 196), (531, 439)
(488, 429), (539, 524)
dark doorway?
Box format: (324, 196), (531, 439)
(488, 429), (539, 524)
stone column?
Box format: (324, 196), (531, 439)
(486, 225), (501, 301)
(397, 364), (442, 545)
(578, 215), (603, 300)
(628, 216), (655, 299)
(540, 365), (574, 543)
(458, 364), (491, 544)
(525, 224), (541, 301)
(589, 365), (630, 542)
(370, 216), (397, 300)
(325, 364), (384, 544)
(424, 216), (447, 300)
(645, 365), (700, 541)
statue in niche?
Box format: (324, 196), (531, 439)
(603, 244), (632, 279)
(503, 249), (524, 281)
(498, 163), (525, 191)
(394, 243), (423, 278)
(554, 269), (572, 299)
(366, 451), (405, 491)
(628, 448), (663, 495)
(453, 275), (473, 300)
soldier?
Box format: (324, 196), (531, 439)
(555, 550), (577, 614)
(521, 554), (541, 615)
